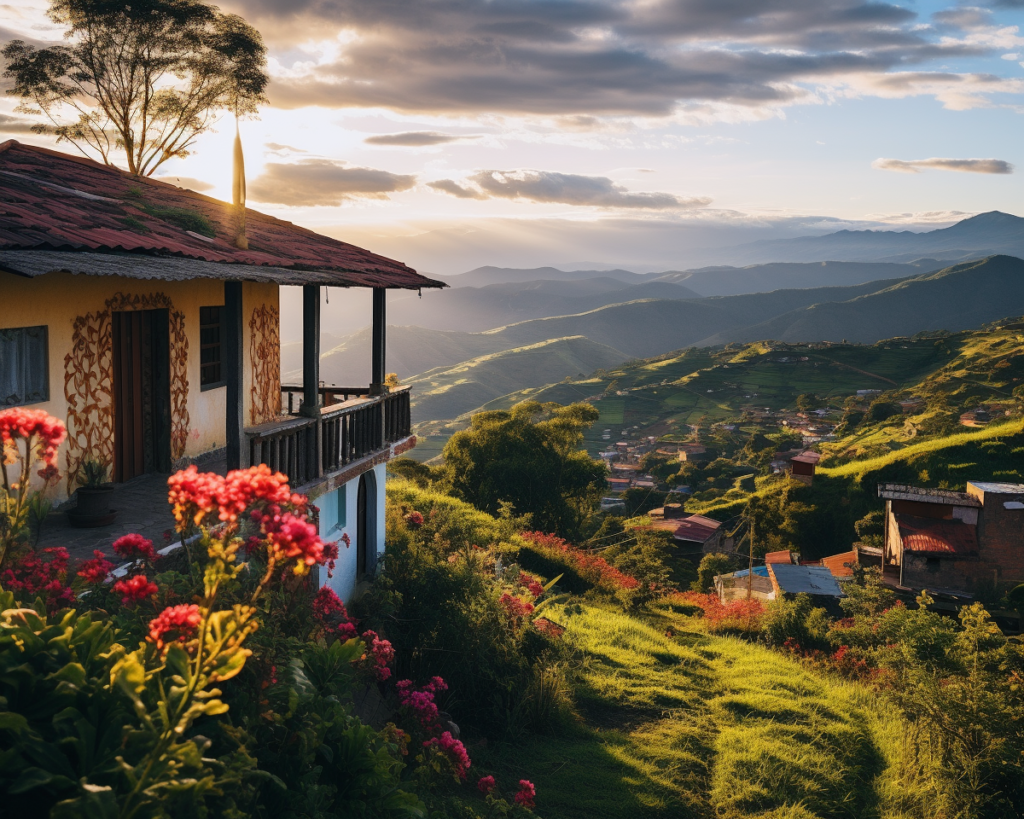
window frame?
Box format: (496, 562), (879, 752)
(199, 305), (226, 391)
(0, 325), (50, 407)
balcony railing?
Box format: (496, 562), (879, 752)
(280, 384), (372, 416)
(246, 387), (412, 488)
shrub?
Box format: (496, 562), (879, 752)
(681, 592), (764, 635)
(761, 594), (830, 649)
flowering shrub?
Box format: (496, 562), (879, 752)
(397, 676), (448, 736)
(515, 779), (537, 808)
(478, 775), (497, 795)
(517, 571), (544, 598)
(680, 592), (765, 635)
(0, 408), (66, 567)
(422, 730), (471, 781)
(499, 591), (535, 623)
(0, 546), (74, 613)
(77, 550), (114, 584)
(112, 532), (159, 562)
(360, 629), (396, 681)
(520, 531), (639, 592)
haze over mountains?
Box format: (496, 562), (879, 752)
(279, 211), (1024, 429)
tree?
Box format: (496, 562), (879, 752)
(3, 0), (268, 176)
(692, 552), (734, 593)
(796, 393), (819, 412)
(439, 401), (606, 540)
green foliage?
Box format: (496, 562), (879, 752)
(76, 457), (109, 488)
(439, 401), (606, 541)
(620, 488), (667, 517)
(692, 552), (734, 593)
(388, 457), (438, 488)
(760, 594), (829, 649)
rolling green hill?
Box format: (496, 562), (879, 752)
(407, 335), (628, 422)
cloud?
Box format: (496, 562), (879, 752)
(155, 175), (216, 192)
(364, 131), (471, 146)
(248, 159), (417, 205)
(429, 169), (710, 209)
(251, 0), (1008, 120)
(872, 157), (1014, 174)
(427, 179), (487, 199)
(0, 113), (37, 133)
(265, 142), (307, 153)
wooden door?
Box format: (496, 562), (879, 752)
(112, 310), (171, 482)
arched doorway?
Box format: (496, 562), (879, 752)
(356, 470), (377, 578)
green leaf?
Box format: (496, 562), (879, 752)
(51, 783), (119, 819)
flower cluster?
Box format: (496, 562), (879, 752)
(1, 546), (74, 613)
(360, 630), (395, 681)
(477, 775), (496, 795)
(533, 617), (566, 639)
(517, 571), (544, 598)
(514, 780), (537, 808)
(404, 509), (424, 528)
(423, 731), (471, 780)
(147, 603), (202, 650)
(499, 592), (535, 621)
(167, 464), (303, 532)
(261, 512), (324, 575)
(321, 540), (339, 578)
(113, 574), (158, 606)
(312, 587), (358, 639)
(680, 592), (765, 634)
(0, 407), (67, 473)
(396, 677), (448, 735)
(77, 550), (114, 584)
(112, 533), (159, 563)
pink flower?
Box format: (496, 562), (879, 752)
(499, 592), (534, 621)
(112, 533), (158, 562)
(477, 775), (496, 795)
(518, 572), (544, 599)
(262, 512), (325, 575)
(321, 540), (339, 577)
(423, 731), (471, 779)
(113, 574), (158, 606)
(77, 550), (113, 584)
(0, 408), (66, 468)
(147, 604), (201, 649)
(404, 510), (424, 528)
(312, 585), (348, 624)
(361, 629), (395, 682)
(514, 780), (536, 808)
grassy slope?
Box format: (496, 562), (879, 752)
(476, 603), (929, 819)
(407, 336), (629, 422)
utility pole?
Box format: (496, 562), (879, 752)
(747, 512), (754, 601)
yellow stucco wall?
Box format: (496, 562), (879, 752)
(0, 271), (279, 502)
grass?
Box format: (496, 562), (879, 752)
(475, 602), (935, 819)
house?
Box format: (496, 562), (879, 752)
(677, 443), (708, 463)
(672, 514), (725, 553)
(788, 451), (821, 485)
(878, 482), (1024, 594)
(715, 566), (775, 603)
(0, 140), (445, 602)
(607, 477), (631, 492)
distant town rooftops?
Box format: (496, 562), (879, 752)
(878, 484), (982, 507)
(894, 513), (978, 556)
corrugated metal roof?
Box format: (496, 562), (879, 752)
(0, 140), (444, 290)
(765, 550), (795, 564)
(968, 481), (1024, 495)
(878, 483), (981, 507)
(895, 513), (978, 556)
(768, 564), (844, 596)
(672, 514), (721, 544)
(790, 451), (821, 464)
(820, 550), (857, 578)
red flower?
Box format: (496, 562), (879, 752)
(423, 731), (471, 779)
(147, 604), (202, 649)
(112, 533), (158, 562)
(77, 550), (114, 584)
(263, 512), (325, 574)
(168, 464), (305, 532)
(113, 574), (158, 606)
(360, 629), (395, 682)
(514, 780), (536, 808)
(477, 775), (496, 795)
(2, 547), (73, 613)
(499, 592), (534, 621)
(0, 408), (66, 468)
(518, 572), (544, 598)
(322, 540), (339, 577)
(404, 510), (424, 528)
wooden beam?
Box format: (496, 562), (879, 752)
(302, 284), (321, 415)
(224, 281), (246, 470)
(370, 287), (386, 395)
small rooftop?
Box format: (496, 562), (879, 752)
(968, 481), (1024, 495)
(768, 564), (844, 597)
(878, 483), (981, 508)
(671, 514), (722, 544)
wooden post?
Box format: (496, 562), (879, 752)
(225, 281), (247, 470)
(301, 284), (323, 479)
(370, 287), (386, 395)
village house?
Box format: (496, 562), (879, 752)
(645, 504), (726, 553)
(0, 140), (444, 602)
(879, 482), (1024, 595)
(677, 443), (708, 463)
(787, 451), (821, 486)
(766, 563), (844, 610)
(715, 565), (774, 603)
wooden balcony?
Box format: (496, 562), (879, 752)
(245, 386), (412, 489)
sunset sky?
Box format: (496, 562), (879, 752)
(3, 0), (1024, 273)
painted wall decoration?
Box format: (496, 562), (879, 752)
(63, 292), (190, 490)
(249, 304), (281, 425)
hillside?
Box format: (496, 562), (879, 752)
(697, 255), (1024, 345)
(439, 265), (646, 287)
(656, 259), (944, 296)
(729, 211), (1024, 264)
(407, 335), (628, 422)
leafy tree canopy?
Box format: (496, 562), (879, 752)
(3, 0), (268, 176)
(438, 401), (605, 540)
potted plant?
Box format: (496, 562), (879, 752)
(68, 458), (117, 527)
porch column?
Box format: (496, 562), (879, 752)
(370, 287), (386, 395)
(224, 280), (247, 470)
(302, 284), (323, 479)
(302, 284), (321, 414)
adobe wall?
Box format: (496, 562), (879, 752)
(900, 554), (994, 592)
(0, 271), (279, 502)
(975, 507), (1024, 583)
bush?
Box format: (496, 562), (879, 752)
(692, 552), (735, 593)
(760, 594), (830, 650)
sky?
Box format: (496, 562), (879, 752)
(3, 0), (1024, 273)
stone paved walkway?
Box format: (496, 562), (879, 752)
(37, 457), (227, 564)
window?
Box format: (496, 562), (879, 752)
(0, 326), (49, 407)
(199, 306), (224, 389)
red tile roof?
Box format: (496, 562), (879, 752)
(894, 513), (978, 556)
(672, 514), (721, 544)
(0, 141), (443, 290)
